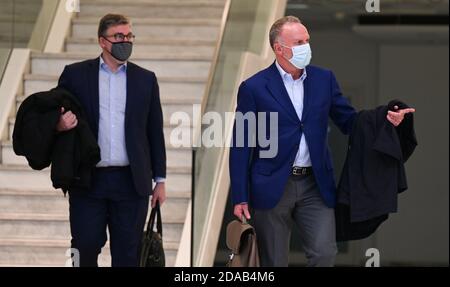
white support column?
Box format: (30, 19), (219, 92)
(43, 0), (74, 53)
(0, 49), (30, 142)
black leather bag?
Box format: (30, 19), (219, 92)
(140, 201), (165, 267)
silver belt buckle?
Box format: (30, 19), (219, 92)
(293, 166), (307, 175)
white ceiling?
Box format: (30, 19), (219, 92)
(286, 0), (449, 42)
(287, 0), (449, 15)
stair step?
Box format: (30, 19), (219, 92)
(0, 8), (38, 47)
(0, 212), (184, 243)
(0, 164), (192, 193)
(0, 188), (190, 198)
(66, 37), (216, 56)
(7, 118), (194, 148)
(32, 52), (212, 60)
(22, 74), (206, 102)
(0, 0), (42, 18)
(14, 94), (199, 127)
(0, 237), (111, 267)
(66, 36), (215, 46)
(73, 16), (221, 26)
(0, 20), (35, 42)
(0, 237), (178, 266)
(8, 116), (195, 128)
(0, 237), (178, 250)
(78, 0), (224, 3)
(0, 187), (190, 221)
(79, 0), (224, 3)
(2, 138), (192, 167)
(71, 17), (220, 41)
(17, 91), (202, 106)
(76, 1), (224, 19)
(0, 37), (28, 48)
(30, 52), (211, 78)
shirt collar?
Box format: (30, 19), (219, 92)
(275, 60), (307, 82)
(99, 54), (127, 73)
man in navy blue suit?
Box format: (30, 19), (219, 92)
(56, 14), (166, 267)
(229, 16), (415, 267)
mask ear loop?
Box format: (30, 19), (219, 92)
(100, 36), (114, 58)
(278, 42), (293, 61)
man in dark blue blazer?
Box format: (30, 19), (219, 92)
(230, 16), (414, 266)
(56, 14), (166, 267)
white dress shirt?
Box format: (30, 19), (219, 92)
(275, 61), (312, 167)
(97, 56), (165, 183)
(97, 56), (129, 167)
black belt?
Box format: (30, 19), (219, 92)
(96, 166), (130, 172)
(292, 166), (313, 176)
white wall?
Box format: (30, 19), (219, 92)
(376, 45), (449, 265)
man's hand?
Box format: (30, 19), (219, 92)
(234, 203), (251, 221)
(387, 105), (416, 127)
(56, 107), (78, 132)
(151, 182), (166, 208)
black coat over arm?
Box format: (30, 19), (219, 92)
(336, 100), (417, 241)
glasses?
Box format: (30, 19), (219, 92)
(104, 32), (136, 42)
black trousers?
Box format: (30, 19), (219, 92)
(68, 167), (149, 267)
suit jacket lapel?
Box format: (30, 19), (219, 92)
(125, 62), (135, 131)
(265, 63), (300, 124)
(88, 57), (100, 140)
(301, 66), (311, 122)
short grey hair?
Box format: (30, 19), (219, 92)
(269, 16), (302, 50)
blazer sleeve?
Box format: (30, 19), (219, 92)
(329, 71), (357, 135)
(229, 81), (256, 205)
(395, 114), (418, 162)
(147, 73), (166, 179)
(57, 66), (74, 92)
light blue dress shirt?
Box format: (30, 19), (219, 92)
(97, 56), (164, 183)
(275, 61), (312, 167)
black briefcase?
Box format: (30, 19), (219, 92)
(140, 201), (165, 267)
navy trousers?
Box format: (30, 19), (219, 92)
(68, 166), (149, 267)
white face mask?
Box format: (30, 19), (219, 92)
(281, 43), (312, 69)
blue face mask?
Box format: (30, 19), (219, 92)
(281, 43), (312, 69)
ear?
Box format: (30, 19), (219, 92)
(98, 37), (107, 49)
(273, 42), (283, 56)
